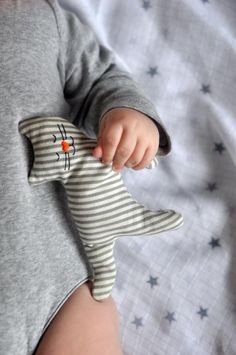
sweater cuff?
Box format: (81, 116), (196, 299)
(151, 119), (171, 156)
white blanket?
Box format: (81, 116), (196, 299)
(59, 1), (236, 354)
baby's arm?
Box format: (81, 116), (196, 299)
(53, 3), (171, 160)
(93, 108), (159, 172)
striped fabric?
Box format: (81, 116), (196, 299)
(19, 117), (183, 300)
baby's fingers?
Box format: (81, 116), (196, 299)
(92, 143), (103, 159)
(124, 141), (146, 169)
(100, 125), (123, 165)
(112, 131), (136, 172)
(132, 146), (155, 170)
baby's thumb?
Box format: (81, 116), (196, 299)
(92, 116), (107, 159)
(92, 137), (103, 159)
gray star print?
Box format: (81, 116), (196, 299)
(201, 84), (211, 94)
(147, 66), (159, 77)
(206, 182), (218, 192)
(209, 238), (221, 249)
(197, 307), (208, 319)
(147, 276), (158, 288)
(132, 316), (144, 329)
(164, 312), (177, 323)
(142, 0), (152, 10)
(214, 142), (226, 154)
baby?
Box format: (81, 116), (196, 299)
(19, 115), (183, 303)
(1, 1), (175, 354)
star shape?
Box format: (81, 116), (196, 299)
(142, 0), (152, 10)
(214, 142), (226, 154)
(209, 237), (221, 249)
(200, 84), (211, 94)
(197, 306), (208, 319)
(206, 182), (218, 192)
(147, 66), (159, 77)
(164, 311), (177, 323)
(147, 275), (159, 289)
(132, 316), (144, 329)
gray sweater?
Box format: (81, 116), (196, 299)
(0, 1), (170, 354)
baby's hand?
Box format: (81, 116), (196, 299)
(92, 108), (159, 172)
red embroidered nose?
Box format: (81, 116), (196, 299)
(61, 140), (70, 152)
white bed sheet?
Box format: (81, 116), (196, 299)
(59, 1), (236, 354)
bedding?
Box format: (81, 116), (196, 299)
(59, 1), (236, 354)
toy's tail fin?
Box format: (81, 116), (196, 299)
(84, 242), (117, 301)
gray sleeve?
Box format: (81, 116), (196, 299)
(49, 0), (171, 155)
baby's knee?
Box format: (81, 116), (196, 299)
(34, 282), (123, 355)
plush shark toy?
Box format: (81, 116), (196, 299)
(19, 116), (183, 301)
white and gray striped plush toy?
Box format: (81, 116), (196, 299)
(19, 116), (183, 301)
